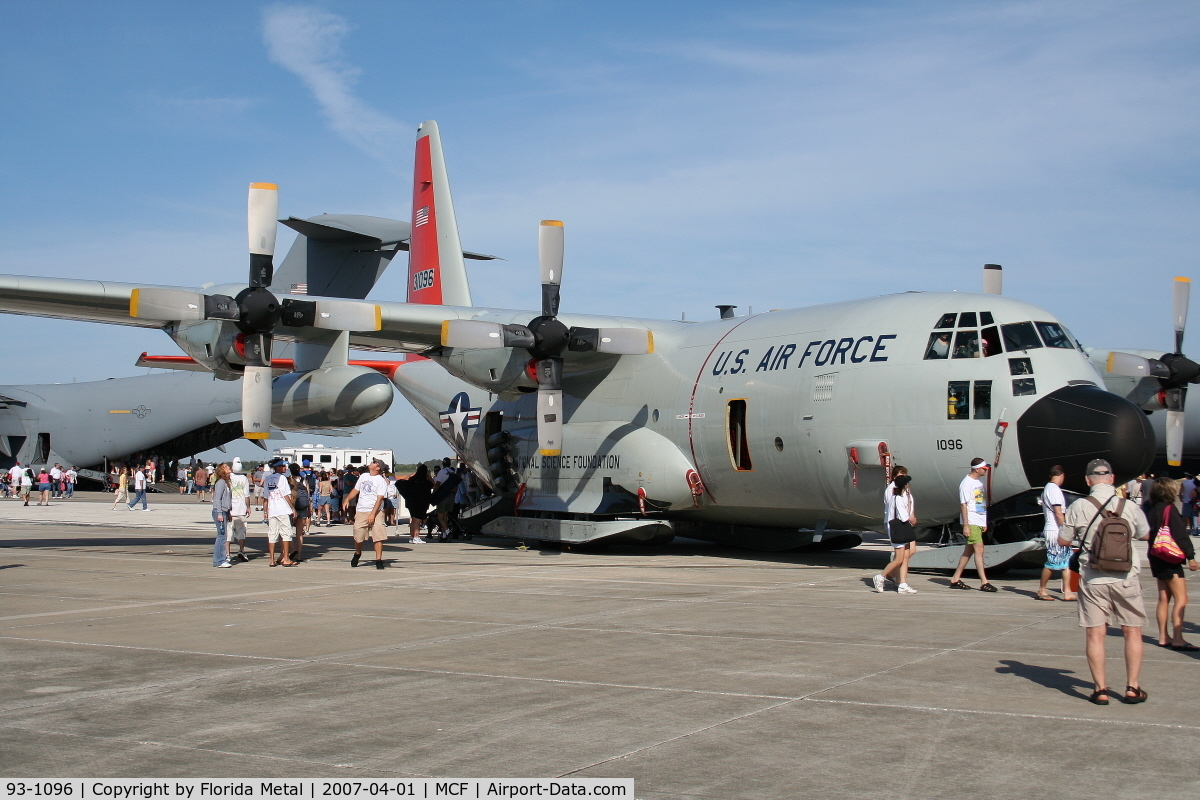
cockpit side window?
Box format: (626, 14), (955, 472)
(1001, 322), (1043, 352)
(952, 330), (979, 358)
(935, 313), (957, 329)
(981, 326), (1001, 357)
(958, 312), (978, 328)
(924, 332), (951, 359)
(1035, 321), (1073, 349)
(980, 311), (994, 325)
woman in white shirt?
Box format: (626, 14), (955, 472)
(873, 474), (919, 594)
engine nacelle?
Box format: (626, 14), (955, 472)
(166, 319), (243, 380)
(272, 365), (394, 430)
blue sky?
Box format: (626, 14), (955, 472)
(2, 0), (1198, 462)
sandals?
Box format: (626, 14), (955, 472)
(1169, 643), (1200, 651)
(1088, 688), (1110, 705)
(979, 583), (998, 593)
(1062, 595), (1077, 602)
(1123, 686), (1147, 704)
(1035, 593), (1056, 601)
(948, 580), (971, 590)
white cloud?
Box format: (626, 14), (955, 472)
(261, 4), (409, 168)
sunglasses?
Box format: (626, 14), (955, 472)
(1089, 470), (1111, 476)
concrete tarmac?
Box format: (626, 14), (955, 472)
(1, 494), (1198, 797)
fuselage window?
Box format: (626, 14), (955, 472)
(973, 381), (992, 419)
(980, 311), (994, 325)
(1009, 357), (1033, 375)
(935, 313), (957, 329)
(727, 399), (753, 471)
(947, 381), (970, 419)
(924, 332), (951, 359)
(952, 330), (979, 358)
(1002, 321), (1043, 352)
(1035, 321), (1073, 349)
(981, 326), (1001, 357)
(958, 311), (978, 328)
(1013, 377), (1037, 396)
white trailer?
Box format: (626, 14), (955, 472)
(270, 444), (395, 471)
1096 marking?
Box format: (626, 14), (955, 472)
(936, 439), (964, 450)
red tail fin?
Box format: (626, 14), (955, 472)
(408, 120), (471, 306)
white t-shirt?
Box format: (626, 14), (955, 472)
(354, 474), (389, 513)
(892, 490), (913, 523)
(66, 469), (77, 483)
(959, 475), (986, 526)
(50, 467), (61, 480)
(1040, 481), (1065, 536)
(434, 467), (453, 486)
(1182, 479), (1197, 505)
(9, 465), (23, 483)
(133, 470), (146, 491)
(264, 472), (293, 517)
(230, 473), (250, 516)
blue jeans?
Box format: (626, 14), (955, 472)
(212, 510), (228, 566)
(66, 483), (74, 498)
(128, 489), (147, 510)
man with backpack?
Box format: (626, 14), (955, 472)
(1060, 458), (1151, 705)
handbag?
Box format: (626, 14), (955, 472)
(1148, 506), (1187, 564)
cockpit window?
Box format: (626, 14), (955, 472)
(924, 332), (951, 360)
(952, 330), (980, 358)
(981, 326), (1001, 357)
(1035, 321), (1073, 349)
(958, 312), (978, 328)
(935, 313), (957, 329)
(1002, 322), (1043, 352)
(980, 311), (994, 325)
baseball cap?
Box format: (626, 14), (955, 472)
(269, 458), (288, 468)
(969, 458), (990, 470)
(1085, 458), (1113, 476)
(231, 458), (243, 472)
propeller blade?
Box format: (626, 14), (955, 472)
(241, 332), (273, 439)
(536, 358), (563, 456)
(539, 220), (563, 317)
(247, 182), (279, 288)
(567, 327), (655, 355)
(1174, 276), (1190, 354)
(129, 288), (206, 321)
(279, 299), (381, 331)
(441, 319), (508, 349)
(1167, 408), (1185, 467)
(1104, 351), (1170, 379)
(982, 264), (1002, 295)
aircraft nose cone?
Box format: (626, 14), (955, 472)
(1016, 384), (1154, 493)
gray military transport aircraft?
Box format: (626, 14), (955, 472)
(0, 121), (1156, 562)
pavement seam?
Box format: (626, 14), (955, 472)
(805, 697), (1200, 730)
(0, 721), (431, 777)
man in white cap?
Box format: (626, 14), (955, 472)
(949, 457), (997, 592)
(227, 458), (251, 562)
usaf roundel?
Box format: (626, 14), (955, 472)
(439, 392), (481, 444)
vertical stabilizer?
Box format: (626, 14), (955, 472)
(409, 120), (472, 306)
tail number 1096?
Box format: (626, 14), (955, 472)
(936, 439), (964, 451)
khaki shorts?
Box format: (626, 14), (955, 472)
(267, 515), (294, 544)
(966, 525), (984, 545)
(1078, 577), (1147, 628)
(436, 495), (456, 515)
(229, 516), (247, 541)
(353, 510), (388, 543)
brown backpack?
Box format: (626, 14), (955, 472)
(1083, 496), (1135, 572)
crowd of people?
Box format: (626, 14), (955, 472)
(872, 455), (1199, 706)
(204, 456), (484, 570)
(2, 462), (79, 505)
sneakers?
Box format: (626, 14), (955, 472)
(215, 561), (232, 569)
(350, 553), (361, 568)
(872, 574), (887, 593)
(897, 584), (917, 594)
(235, 553), (249, 563)
(410, 537), (425, 544)
(375, 559), (385, 570)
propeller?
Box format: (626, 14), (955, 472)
(129, 183), (382, 439)
(1101, 276), (1199, 465)
(441, 220), (654, 456)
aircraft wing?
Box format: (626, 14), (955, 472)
(0, 275), (176, 327)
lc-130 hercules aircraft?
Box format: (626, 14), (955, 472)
(0, 121), (1155, 552)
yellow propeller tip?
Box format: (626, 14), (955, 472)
(540, 220), (563, 227)
(249, 182), (278, 191)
